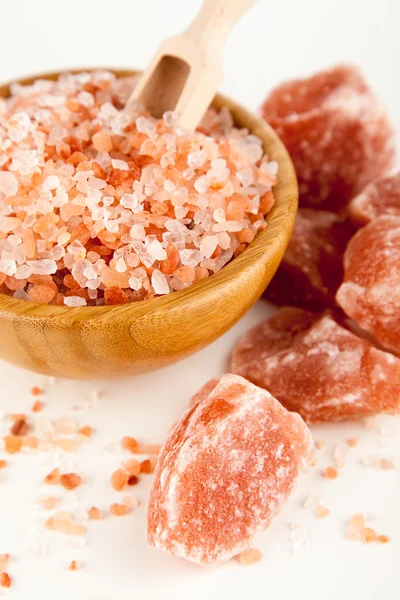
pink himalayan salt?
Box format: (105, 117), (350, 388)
(336, 215), (400, 354)
(261, 65), (395, 211)
(263, 209), (354, 311)
(349, 173), (400, 227)
(147, 373), (312, 565)
(0, 71), (277, 306)
(231, 307), (400, 423)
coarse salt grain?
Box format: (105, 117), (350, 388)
(236, 548), (263, 566)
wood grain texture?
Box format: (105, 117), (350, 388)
(0, 69), (298, 379)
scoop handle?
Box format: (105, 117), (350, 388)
(187, 0), (255, 49)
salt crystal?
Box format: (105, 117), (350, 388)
(129, 276), (142, 291)
(0, 172), (18, 197)
(77, 91), (94, 107)
(194, 175), (209, 194)
(151, 270), (170, 295)
(64, 296), (87, 307)
(163, 111), (179, 127)
(0, 259), (16, 276)
(136, 116), (156, 135)
(111, 159), (129, 171)
(200, 235), (218, 259)
(147, 239), (167, 261)
(213, 208), (225, 223)
(237, 168), (254, 187)
(27, 259), (57, 275)
(43, 175), (60, 191)
(188, 150), (207, 169)
(115, 257), (126, 273)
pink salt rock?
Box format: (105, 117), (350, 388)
(261, 65), (396, 211)
(263, 209), (354, 311)
(336, 215), (400, 354)
(147, 373), (312, 565)
(231, 307), (400, 423)
(348, 173), (400, 227)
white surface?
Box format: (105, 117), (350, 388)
(0, 1), (399, 599)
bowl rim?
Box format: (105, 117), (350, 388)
(0, 68), (297, 320)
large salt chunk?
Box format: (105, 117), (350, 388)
(349, 173), (400, 227)
(147, 373), (312, 565)
(231, 307), (400, 423)
(336, 215), (400, 354)
(264, 209), (354, 311)
(261, 65), (396, 211)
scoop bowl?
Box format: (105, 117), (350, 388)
(0, 69), (297, 379)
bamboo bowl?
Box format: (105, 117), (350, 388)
(0, 69), (297, 379)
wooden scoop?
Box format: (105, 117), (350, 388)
(127, 0), (255, 130)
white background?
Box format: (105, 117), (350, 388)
(0, 1), (399, 599)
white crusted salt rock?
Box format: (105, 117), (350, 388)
(231, 307), (400, 423)
(147, 373), (312, 565)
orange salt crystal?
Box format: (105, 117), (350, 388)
(88, 506), (102, 520)
(140, 459), (154, 474)
(121, 436), (141, 454)
(28, 284), (56, 303)
(31, 386), (44, 396)
(10, 413), (26, 422)
(160, 244), (180, 275)
(236, 548), (263, 566)
(324, 466), (338, 479)
(0, 572), (11, 588)
(68, 560), (80, 571)
(10, 418), (30, 436)
(92, 131), (113, 152)
(0, 460), (8, 469)
(60, 473), (82, 490)
(363, 528), (377, 543)
(347, 513), (366, 540)
(127, 475), (139, 486)
(44, 468), (61, 485)
(0, 554), (10, 571)
(55, 418), (77, 435)
(78, 425), (94, 437)
(22, 436), (39, 449)
(56, 439), (76, 452)
(121, 459), (140, 476)
(380, 459), (393, 470)
(44, 517), (56, 530)
(4, 436), (22, 454)
(111, 469), (129, 491)
(71, 524), (87, 537)
(377, 535), (390, 544)
(31, 400), (44, 412)
(315, 505), (330, 519)
(109, 502), (131, 516)
(43, 496), (58, 510)
(347, 438), (359, 448)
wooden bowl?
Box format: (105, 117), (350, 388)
(0, 69), (297, 379)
